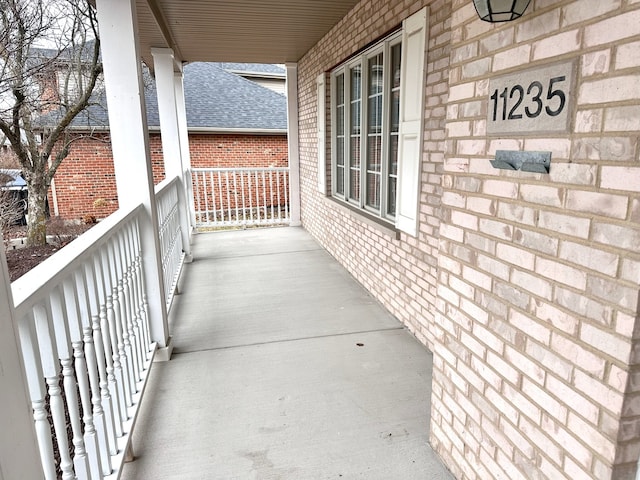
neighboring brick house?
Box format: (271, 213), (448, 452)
(295, 2), (640, 480)
(49, 62), (288, 220)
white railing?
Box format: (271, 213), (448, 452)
(11, 204), (155, 480)
(191, 167), (290, 228)
(155, 177), (185, 311)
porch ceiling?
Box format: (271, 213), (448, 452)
(135, 0), (361, 67)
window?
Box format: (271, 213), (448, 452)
(331, 33), (401, 223)
(329, 8), (427, 235)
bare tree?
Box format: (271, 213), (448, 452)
(0, 182), (25, 239)
(0, 0), (101, 246)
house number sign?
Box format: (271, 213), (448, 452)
(487, 60), (575, 135)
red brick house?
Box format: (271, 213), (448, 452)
(49, 62), (288, 220)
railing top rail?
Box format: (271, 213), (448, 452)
(12, 203), (145, 315)
(191, 167), (289, 173)
(154, 174), (181, 196)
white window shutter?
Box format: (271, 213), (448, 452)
(317, 73), (327, 194)
(395, 7), (427, 237)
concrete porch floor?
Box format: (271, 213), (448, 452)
(120, 226), (453, 479)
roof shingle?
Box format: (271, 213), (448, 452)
(64, 62), (287, 132)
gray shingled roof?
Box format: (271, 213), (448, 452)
(63, 62), (287, 132)
(183, 62), (287, 130)
(218, 63), (285, 76)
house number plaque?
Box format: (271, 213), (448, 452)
(487, 60), (575, 135)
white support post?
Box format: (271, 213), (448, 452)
(174, 70), (197, 229)
(285, 63), (301, 226)
(95, 0), (172, 360)
(151, 48), (192, 261)
(0, 236), (44, 480)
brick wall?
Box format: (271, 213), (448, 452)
(297, 0), (640, 479)
(436, 1), (640, 479)
(51, 133), (287, 220)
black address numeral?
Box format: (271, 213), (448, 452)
(490, 76), (567, 122)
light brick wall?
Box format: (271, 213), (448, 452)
(437, 1), (640, 478)
(297, 0), (640, 479)
(51, 133), (287, 220)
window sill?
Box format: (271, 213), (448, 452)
(324, 196), (400, 240)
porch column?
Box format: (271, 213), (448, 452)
(0, 239), (44, 479)
(95, 0), (172, 360)
(174, 70), (197, 228)
(151, 48), (192, 260)
(285, 62), (301, 226)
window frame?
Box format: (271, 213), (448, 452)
(330, 31), (402, 224)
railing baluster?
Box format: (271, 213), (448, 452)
(269, 170), (275, 222)
(255, 171), (261, 223)
(192, 170), (200, 224)
(63, 276), (103, 480)
(131, 219), (151, 358)
(95, 251), (124, 438)
(18, 317), (57, 479)
(50, 286), (90, 479)
(122, 225), (142, 382)
(240, 170), (247, 225)
(247, 170), (254, 223)
(75, 268), (112, 476)
(284, 169), (290, 222)
(262, 170), (267, 221)
(117, 227), (140, 389)
(213, 171), (220, 223)
(32, 303), (74, 480)
(225, 170), (231, 224)
(276, 169), (282, 221)
(209, 172), (218, 223)
(108, 235), (133, 409)
(126, 221), (146, 371)
(84, 258), (118, 457)
(201, 170), (209, 223)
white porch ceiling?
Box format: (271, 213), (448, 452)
(135, 0), (362, 67)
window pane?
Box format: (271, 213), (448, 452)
(349, 137), (360, 201)
(391, 43), (401, 89)
(336, 137), (344, 166)
(388, 135), (398, 175)
(390, 90), (400, 132)
(350, 167), (360, 201)
(369, 53), (383, 95)
(366, 172), (380, 209)
(368, 96), (382, 134)
(336, 73), (345, 104)
(350, 65), (361, 100)
(351, 101), (361, 135)
(350, 137), (360, 168)
(336, 165), (344, 195)
(337, 105), (344, 135)
(367, 135), (381, 172)
(387, 176), (397, 216)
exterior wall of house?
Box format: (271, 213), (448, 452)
(297, 1), (640, 480)
(50, 133), (288, 220)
